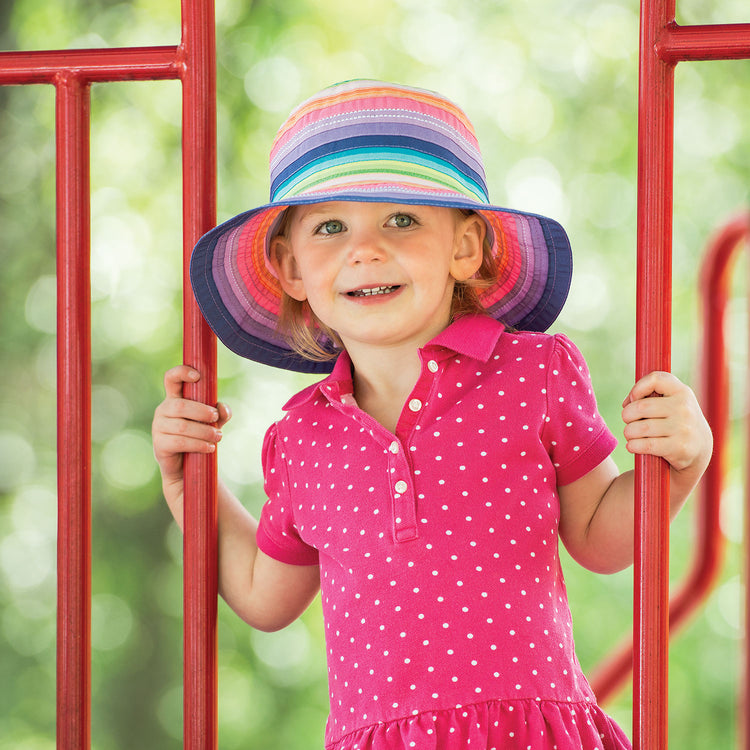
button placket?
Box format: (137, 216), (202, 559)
(328, 394), (419, 543)
(387, 437), (418, 542)
(387, 353), (442, 543)
(327, 357), (445, 545)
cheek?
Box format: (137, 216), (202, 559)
(296, 262), (336, 303)
(413, 254), (455, 287)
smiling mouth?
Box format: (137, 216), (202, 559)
(347, 285), (402, 297)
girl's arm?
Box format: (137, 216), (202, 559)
(558, 371), (712, 575)
(152, 366), (320, 632)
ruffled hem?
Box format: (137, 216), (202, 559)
(326, 698), (631, 750)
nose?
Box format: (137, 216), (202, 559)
(346, 227), (387, 265)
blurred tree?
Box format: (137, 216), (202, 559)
(0, 1), (747, 748)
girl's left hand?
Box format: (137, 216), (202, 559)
(559, 371), (712, 574)
(621, 370), (712, 477)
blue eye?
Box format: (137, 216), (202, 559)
(392, 214), (413, 228)
(318, 220), (344, 235)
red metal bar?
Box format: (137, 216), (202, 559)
(179, 1), (218, 748)
(0, 46), (179, 85)
(55, 72), (92, 750)
(695, 215), (749, 640)
(634, 1), (676, 747)
(658, 22), (750, 63)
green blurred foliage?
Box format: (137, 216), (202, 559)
(0, 0), (748, 748)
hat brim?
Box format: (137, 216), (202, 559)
(190, 193), (572, 373)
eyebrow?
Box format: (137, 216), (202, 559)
(290, 206), (342, 227)
(299, 208), (334, 219)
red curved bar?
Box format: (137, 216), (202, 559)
(590, 213), (750, 712)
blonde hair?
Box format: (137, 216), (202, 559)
(274, 207), (499, 363)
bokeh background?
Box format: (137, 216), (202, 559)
(0, 0), (748, 748)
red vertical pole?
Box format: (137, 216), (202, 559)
(55, 72), (92, 750)
(634, 1), (674, 748)
(179, 1), (218, 748)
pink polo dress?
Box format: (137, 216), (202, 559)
(257, 315), (631, 750)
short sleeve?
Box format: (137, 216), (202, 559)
(542, 334), (618, 486)
(256, 422), (320, 566)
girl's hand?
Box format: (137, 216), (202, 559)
(152, 365), (231, 487)
(559, 372), (712, 575)
(153, 366), (319, 630)
(621, 370), (712, 486)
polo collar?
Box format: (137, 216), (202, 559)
(424, 314), (504, 362)
(283, 315), (505, 411)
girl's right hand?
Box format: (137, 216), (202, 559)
(152, 365), (231, 488)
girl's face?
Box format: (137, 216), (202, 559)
(270, 202), (485, 356)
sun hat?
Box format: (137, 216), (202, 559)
(190, 79), (572, 373)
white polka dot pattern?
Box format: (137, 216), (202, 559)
(257, 317), (628, 750)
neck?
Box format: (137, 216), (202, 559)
(337, 308), (453, 432)
(346, 341), (425, 434)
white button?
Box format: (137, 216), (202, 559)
(427, 360), (439, 373)
(408, 398), (422, 412)
(389, 441), (399, 454)
(395, 480), (408, 494)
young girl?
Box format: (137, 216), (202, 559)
(153, 80), (712, 749)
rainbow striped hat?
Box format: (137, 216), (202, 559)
(190, 80), (572, 372)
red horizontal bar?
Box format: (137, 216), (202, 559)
(0, 45), (181, 85)
(658, 22), (750, 63)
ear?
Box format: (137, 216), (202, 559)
(450, 213), (486, 282)
(269, 234), (308, 301)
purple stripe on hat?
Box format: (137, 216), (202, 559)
(215, 224), (286, 348)
(492, 216), (548, 321)
(273, 93), (482, 163)
(272, 115), (486, 185)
